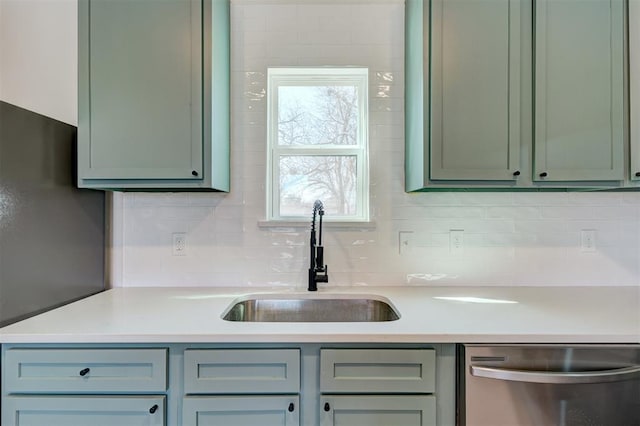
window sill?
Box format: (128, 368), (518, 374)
(257, 220), (376, 230)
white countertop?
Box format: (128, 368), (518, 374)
(0, 286), (638, 344)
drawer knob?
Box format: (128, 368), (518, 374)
(539, 172), (548, 178)
(191, 170), (198, 176)
(635, 172), (640, 177)
(79, 368), (90, 377)
(324, 402), (330, 412)
(512, 170), (521, 176)
(288, 403), (294, 413)
(149, 404), (158, 414)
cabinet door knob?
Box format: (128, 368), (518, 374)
(79, 368), (90, 376)
(512, 170), (521, 176)
(539, 172), (548, 178)
(191, 170), (199, 176)
(288, 402), (295, 412)
(324, 402), (331, 412)
(149, 404), (158, 414)
(635, 172), (640, 177)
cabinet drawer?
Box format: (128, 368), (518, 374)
(320, 349), (435, 393)
(4, 348), (168, 393)
(183, 395), (299, 426)
(184, 349), (300, 394)
(3, 395), (165, 426)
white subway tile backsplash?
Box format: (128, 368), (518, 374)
(486, 206), (542, 219)
(622, 193), (640, 204)
(298, 30), (353, 45)
(567, 192), (624, 205)
(512, 192), (569, 205)
(370, 97), (404, 112)
(418, 206), (488, 219)
(482, 233), (537, 248)
(113, 0), (640, 289)
(187, 194), (225, 207)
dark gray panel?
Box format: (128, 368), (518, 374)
(0, 101), (105, 326)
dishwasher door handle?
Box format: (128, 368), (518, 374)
(470, 365), (640, 384)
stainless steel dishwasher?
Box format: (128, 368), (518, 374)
(458, 344), (640, 426)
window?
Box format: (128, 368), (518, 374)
(267, 68), (369, 221)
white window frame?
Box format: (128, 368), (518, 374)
(266, 67), (369, 222)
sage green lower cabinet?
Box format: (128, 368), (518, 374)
(1, 347), (168, 426)
(182, 349), (301, 425)
(1, 344), (455, 426)
(320, 395), (436, 426)
(319, 349), (438, 426)
(183, 396), (299, 426)
(3, 395), (165, 426)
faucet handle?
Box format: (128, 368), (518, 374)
(316, 266), (329, 283)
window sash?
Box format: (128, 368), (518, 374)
(267, 68), (369, 221)
(272, 152), (366, 220)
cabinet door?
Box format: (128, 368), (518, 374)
(183, 396), (299, 426)
(79, 0), (202, 181)
(430, 0), (521, 181)
(630, 0), (640, 180)
(3, 396), (165, 426)
(320, 395), (436, 426)
(78, 0), (230, 190)
(534, 0), (624, 181)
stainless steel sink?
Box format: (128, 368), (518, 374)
(222, 295), (400, 322)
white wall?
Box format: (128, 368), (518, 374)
(0, 0), (77, 125)
(3, 0), (636, 288)
(113, 0), (640, 288)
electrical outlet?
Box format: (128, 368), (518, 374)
(581, 230), (596, 252)
(172, 233), (187, 256)
(398, 231), (414, 255)
(450, 229), (464, 254)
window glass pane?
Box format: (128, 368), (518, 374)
(279, 155), (357, 216)
(278, 86), (359, 146)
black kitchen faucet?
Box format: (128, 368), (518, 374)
(308, 200), (328, 291)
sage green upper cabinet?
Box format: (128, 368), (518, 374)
(78, 0), (230, 191)
(405, 0), (522, 191)
(630, 0), (640, 181)
(406, 0), (630, 191)
(430, 0), (520, 182)
(534, 0), (624, 182)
